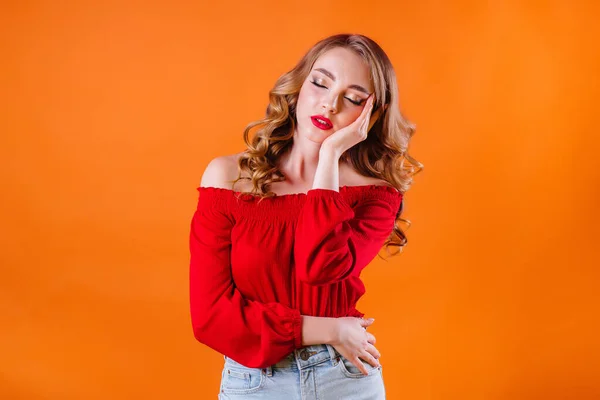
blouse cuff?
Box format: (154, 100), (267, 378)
(291, 310), (303, 349)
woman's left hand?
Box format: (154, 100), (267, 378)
(321, 94), (383, 156)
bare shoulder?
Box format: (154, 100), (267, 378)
(199, 152), (244, 189)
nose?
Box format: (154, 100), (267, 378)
(322, 94), (338, 114)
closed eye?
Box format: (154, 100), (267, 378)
(310, 81), (365, 107)
(347, 98), (364, 106)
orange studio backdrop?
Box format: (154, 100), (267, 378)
(1, 1), (599, 399)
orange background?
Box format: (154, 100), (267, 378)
(2, 1), (599, 399)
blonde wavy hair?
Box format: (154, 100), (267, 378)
(228, 33), (423, 257)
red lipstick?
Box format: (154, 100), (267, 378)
(310, 115), (333, 130)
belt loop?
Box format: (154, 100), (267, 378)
(262, 366), (273, 377)
(326, 344), (338, 366)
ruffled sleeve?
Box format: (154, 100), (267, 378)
(189, 187), (303, 368)
(294, 185), (403, 286)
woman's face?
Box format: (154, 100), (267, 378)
(295, 46), (374, 142)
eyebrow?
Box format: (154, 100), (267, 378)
(314, 68), (371, 95)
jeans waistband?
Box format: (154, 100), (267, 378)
(224, 344), (342, 376)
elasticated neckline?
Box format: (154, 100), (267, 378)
(195, 184), (403, 222)
(197, 184), (400, 199)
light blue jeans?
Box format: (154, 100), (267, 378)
(218, 344), (386, 399)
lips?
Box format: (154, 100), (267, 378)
(310, 115), (333, 130)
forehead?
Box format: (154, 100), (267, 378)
(311, 47), (372, 89)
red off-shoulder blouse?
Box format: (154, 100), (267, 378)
(189, 184), (403, 368)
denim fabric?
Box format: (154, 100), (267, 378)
(218, 344), (385, 399)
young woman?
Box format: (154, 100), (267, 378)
(189, 33), (422, 399)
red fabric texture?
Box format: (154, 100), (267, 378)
(189, 184), (402, 368)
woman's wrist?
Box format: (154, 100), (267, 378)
(311, 147), (341, 191)
(301, 315), (339, 346)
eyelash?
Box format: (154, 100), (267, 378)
(310, 80), (364, 106)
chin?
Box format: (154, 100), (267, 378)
(297, 124), (330, 140)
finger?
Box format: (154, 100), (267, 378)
(361, 351), (381, 369)
(365, 342), (381, 359)
(358, 116), (369, 137)
(352, 357), (369, 376)
(359, 318), (375, 327)
(353, 95), (374, 126)
(363, 95), (375, 120)
(366, 332), (377, 345)
(365, 98), (379, 131)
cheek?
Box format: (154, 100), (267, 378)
(296, 87), (306, 110)
(297, 85), (317, 115)
(300, 83), (321, 102)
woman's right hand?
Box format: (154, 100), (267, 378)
(331, 317), (381, 376)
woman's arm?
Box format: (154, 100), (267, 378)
(192, 157), (381, 370)
(191, 157), (372, 367)
(303, 315), (380, 375)
(301, 315), (338, 346)
(190, 188), (304, 368)
(191, 188), (380, 370)
(293, 146), (402, 285)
